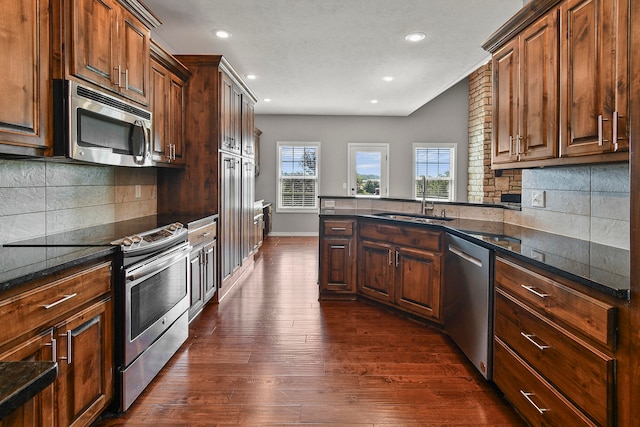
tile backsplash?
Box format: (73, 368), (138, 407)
(504, 163), (629, 249)
(0, 159), (157, 244)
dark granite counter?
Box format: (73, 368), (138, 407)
(0, 362), (57, 420)
(320, 209), (630, 299)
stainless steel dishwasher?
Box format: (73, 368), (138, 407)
(444, 233), (493, 380)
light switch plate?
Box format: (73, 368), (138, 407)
(531, 190), (545, 208)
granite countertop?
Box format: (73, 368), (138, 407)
(0, 362), (57, 420)
(320, 209), (630, 299)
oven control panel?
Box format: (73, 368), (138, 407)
(113, 222), (187, 254)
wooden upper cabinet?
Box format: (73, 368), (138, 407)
(518, 12), (558, 161)
(242, 95), (256, 157)
(492, 40), (519, 164)
(150, 42), (190, 166)
(491, 11), (558, 164)
(560, 0), (628, 156)
(69, 0), (153, 105)
(0, 0), (52, 156)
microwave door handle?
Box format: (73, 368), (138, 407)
(131, 120), (146, 165)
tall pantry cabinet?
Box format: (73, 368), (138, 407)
(157, 55), (257, 301)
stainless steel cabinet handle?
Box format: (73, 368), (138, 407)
(330, 245), (345, 249)
(613, 111), (620, 151)
(520, 332), (551, 350)
(520, 390), (549, 415)
(395, 250), (399, 267)
(116, 65), (122, 87)
(330, 227), (346, 231)
(42, 293), (77, 309)
(201, 232), (211, 238)
(46, 333), (57, 362)
(125, 69), (129, 89)
(388, 249), (393, 265)
(66, 330), (72, 365)
(509, 135), (513, 156)
(521, 284), (549, 299)
(597, 114), (609, 146)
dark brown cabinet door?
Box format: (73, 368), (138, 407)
(189, 249), (203, 320)
(168, 74), (186, 162)
(241, 159), (255, 262)
(220, 153), (242, 283)
(357, 240), (393, 303)
(320, 238), (356, 293)
(120, 9), (149, 104)
(70, 0), (149, 105)
(55, 298), (113, 427)
(492, 39), (519, 165)
(220, 73), (235, 152)
(203, 240), (217, 303)
(395, 247), (442, 320)
(0, 0), (51, 155)
(560, 0), (615, 156)
(242, 96), (255, 157)
(518, 11), (558, 161)
(150, 59), (169, 160)
(0, 330), (55, 427)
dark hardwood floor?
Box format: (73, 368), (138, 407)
(95, 236), (525, 426)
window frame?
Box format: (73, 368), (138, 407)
(347, 142), (389, 198)
(412, 142), (456, 202)
(276, 141), (321, 213)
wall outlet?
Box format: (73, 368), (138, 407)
(135, 185), (142, 198)
(531, 190), (545, 208)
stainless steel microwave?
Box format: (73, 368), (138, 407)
(53, 80), (154, 167)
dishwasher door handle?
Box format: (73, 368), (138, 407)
(448, 244), (483, 268)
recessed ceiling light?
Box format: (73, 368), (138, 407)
(405, 32), (426, 42)
(263, 98), (271, 103)
(246, 74), (257, 80)
(382, 76), (394, 82)
(370, 99), (379, 104)
(214, 29), (231, 39)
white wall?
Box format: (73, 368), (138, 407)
(255, 79), (470, 235)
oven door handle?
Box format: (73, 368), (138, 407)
(126, 246), (190, 282)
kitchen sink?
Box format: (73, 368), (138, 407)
(374, 213), (454, 223)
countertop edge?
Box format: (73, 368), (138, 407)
(0, 362), (57, 420)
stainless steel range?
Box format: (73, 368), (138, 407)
(112, 222), (191, 411)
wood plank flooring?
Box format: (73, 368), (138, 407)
(94, 236), (525, 426)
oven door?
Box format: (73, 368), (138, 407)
(123, 242), (190, 367)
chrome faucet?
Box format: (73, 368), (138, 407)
(421, 175), (435, 215)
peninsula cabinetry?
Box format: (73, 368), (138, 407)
(358, 219), (443, 322)
(483, 0), (629, 169)
(63, 0), (157, 105)
(0, 260), (114, 427)
(493, 256), (616, 427)
(0, 0), (52, 156)
(150, 42), (190, 166)
(319, 218), (357, 299)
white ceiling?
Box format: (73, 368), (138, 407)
(142, 0), (524, 116)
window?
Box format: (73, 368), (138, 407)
(348, 143), (389, 197)
(413, 143), (456, 201)
(277, 142), (320, 212)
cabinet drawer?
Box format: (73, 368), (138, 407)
(323, 220), (354, 236)
(359, 221), (441, 252)
(494, 337), (598, 427)
(188, 222), (217, 247)
(495, 257), (616, 348)
(495, 289), (614, 426)
(0, 262), (112, 347)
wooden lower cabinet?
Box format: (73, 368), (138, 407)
(493, 256), (616, 427)
(55, 298), (113, 427)
(357, 219), (443, 322)
(0, 260), (114, 427)
(319, 218), (357, 298)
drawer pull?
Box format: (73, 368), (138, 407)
(520, 332), (551, 350)
(520, 390), (550, 415)
(201, 232), (211, 238)
(330, 245), (345, 249)
(521, 285), (548, 299)
(42, 293), (77, 309)
(331, 227), (347, 231)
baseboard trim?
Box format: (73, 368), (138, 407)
(267, 232), (319, 237)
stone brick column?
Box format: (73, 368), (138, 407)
(468, 62), (521, 203)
